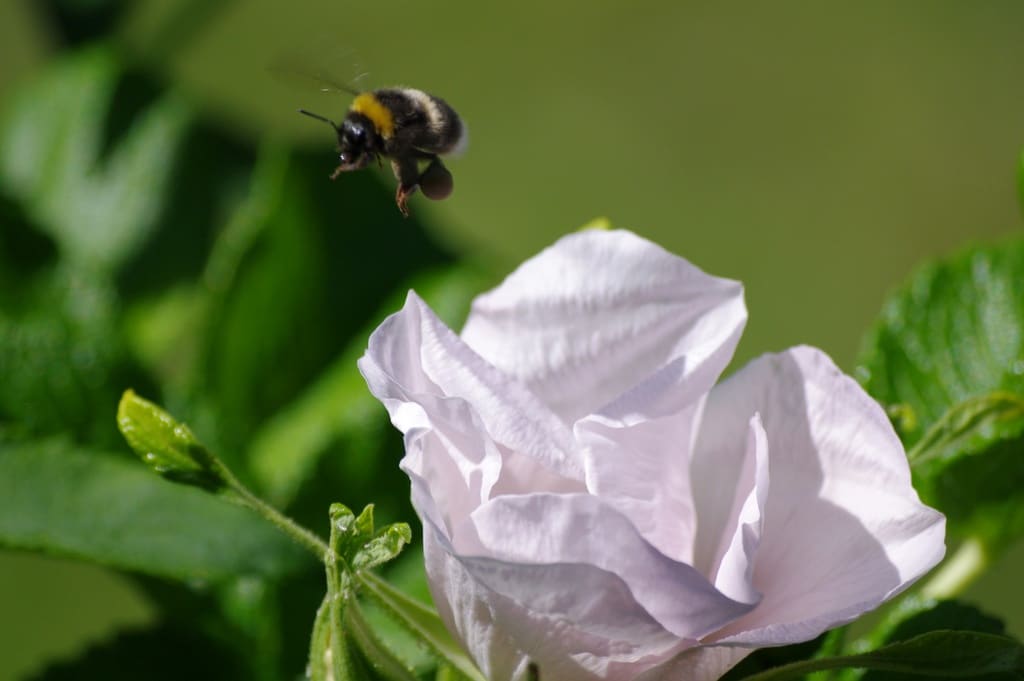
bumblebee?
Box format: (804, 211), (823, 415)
(300, 87), (467, 216)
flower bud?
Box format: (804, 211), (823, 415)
(117, 390), (223, 490)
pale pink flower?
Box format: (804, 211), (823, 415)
(359, 229), (945, 681)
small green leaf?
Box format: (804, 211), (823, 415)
(357, 571), (486, 681)
(857, 238), (1024, 547)
(0, 438), (308, 580)
(117, 389), (223, 489)
(737, 631), (1024, 681)
(352, 523), (413, 572)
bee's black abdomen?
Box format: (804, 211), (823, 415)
(374, 88), (466, 156)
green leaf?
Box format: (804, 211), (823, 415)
(908, 393), (1024, 468)
(352, 523), (412, 572)
(737, 631), (1024, 681)
(0, 437), (308, 580)
(327, 503), (410, 573)
(862, 597), (1006, 649)
(117, 389), (223, 490)
(850, 598), (1008, 681)
(857, 238), (1024, 545)
(357, 571), (486, 681)
(0, 46), (190, 272)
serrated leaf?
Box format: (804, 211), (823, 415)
(857, 238), (1024, 545)
(0, 438), (308, 580)
(0, 46), (190, 271)
(853, 598), (1007, 681)
(866, 597), (1006, 647)
(738, 631), (1024, 681)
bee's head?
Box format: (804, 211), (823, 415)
(336, 115), (376, 170)
(297, 108), (377, 175)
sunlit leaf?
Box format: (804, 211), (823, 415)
(737, 630), (1024, 681)
(117, 389), (224, 490)
(0, 437), (308, 580)
(847, 597), (1007, 681)
(857, 238), (1024, 546)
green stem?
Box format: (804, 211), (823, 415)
(920, 537), (988, 599)
(213, 459), (330, 561)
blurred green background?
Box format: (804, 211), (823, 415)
(1, 0), (1023, 678)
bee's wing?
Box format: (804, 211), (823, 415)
(268, 46), (369, 97)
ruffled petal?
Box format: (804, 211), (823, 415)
(576, 400), (702, 564)
(358, 291), (583, 492)
(464, 493), (757, 641)
(691, 346), (945, 645)
(460, 230), (746, 424)
(423, 523), (692, 681)
(709, 414), (769, 605)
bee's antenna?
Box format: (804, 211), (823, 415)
(298, 108), (341, 132)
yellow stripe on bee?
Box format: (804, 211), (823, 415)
(351, 93), (395, 139)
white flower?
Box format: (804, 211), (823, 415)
(358, 229), (945, 681)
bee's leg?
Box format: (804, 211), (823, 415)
(390, 156), (421, 217)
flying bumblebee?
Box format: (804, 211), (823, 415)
(300, 87), (467, 217)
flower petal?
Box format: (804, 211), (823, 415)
(460, 230), (746, 423)
(463, 493), (757, 641)
(424, 522), (691, 681)
(359, 290), (583, 486)
(691, 346), (946, 645)
(709, 414), (769, 605)
(633, 645), (752, 681)
(575, 400), (702, 564)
